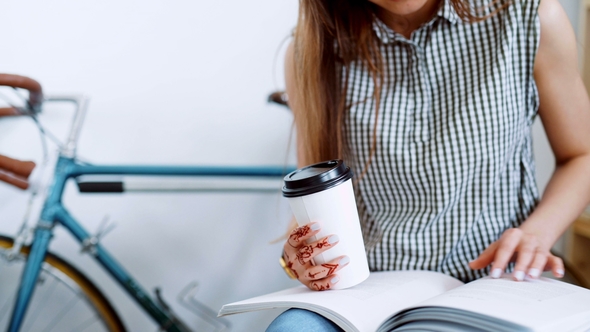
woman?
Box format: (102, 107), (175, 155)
(269, 0), (590, 330)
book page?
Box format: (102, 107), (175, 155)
(219, 270), (463, 332)
(410, 275), (590, 332)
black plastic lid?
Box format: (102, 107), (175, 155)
(282, 160), (353, 197)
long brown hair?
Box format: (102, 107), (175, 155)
(291, 0), (508, 166)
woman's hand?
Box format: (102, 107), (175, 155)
(469, 228), (564, 281)
(471, 0), (590, 284)
(282, 222), (350, 291)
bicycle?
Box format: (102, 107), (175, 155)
(0, 73), (294, 332)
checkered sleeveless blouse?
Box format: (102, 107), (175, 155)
(344, 0), (541, 282)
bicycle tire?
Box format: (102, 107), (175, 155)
(0, 235), (126, 332)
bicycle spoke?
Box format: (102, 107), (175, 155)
(0, 291), (16, 324)
(0, 258), (16, 323)
(22, 274), (58, 331)
(43, 293), (80, 332)
(67, 315), (103, 332)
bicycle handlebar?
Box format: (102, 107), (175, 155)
(0, 73), (43, 116)
(0, 74), (42, 189)
(0, 155), (35, 190)
(0, 107), (20, 116)
(268, 91), (289, 108)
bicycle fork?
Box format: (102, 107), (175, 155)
(7, 222), (52, 332)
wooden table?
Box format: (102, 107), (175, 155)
(566, 212), (590, 288)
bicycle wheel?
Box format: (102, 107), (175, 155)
(0, 235), (126, 332)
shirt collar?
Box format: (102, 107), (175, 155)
(438, 0), (460, 24)
(372, 0), (460, 44)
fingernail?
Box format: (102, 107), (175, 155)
(328, 235), (339, 244)
(527, 268), (541, 278)
(556, 269), (564, 277)
(310, 223), (321, 231)
(330, 276), (340, 284)
(514, 271), (525, 281)
(339, 256), (350, 266)
(491, 268), (502, 278)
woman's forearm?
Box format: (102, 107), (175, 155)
(519, 154), (590, 248)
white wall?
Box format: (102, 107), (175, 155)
(0, 1), (299, 331)
(0, 0), (582, 331)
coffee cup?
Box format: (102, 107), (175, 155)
(282, 159), (370, 289)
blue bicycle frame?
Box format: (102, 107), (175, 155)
(7, 94), (294, 332)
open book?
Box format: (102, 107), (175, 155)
(218, 270), (590, 332)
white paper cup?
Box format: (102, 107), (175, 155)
(282, 160), (370, 289)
